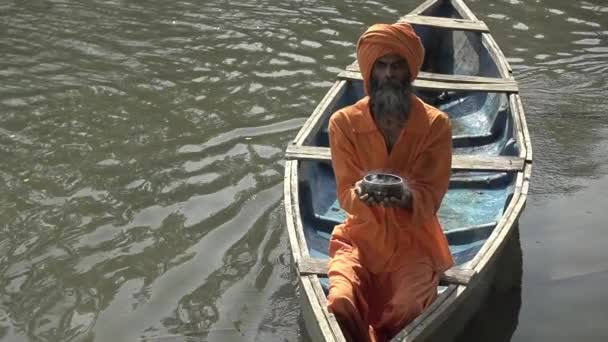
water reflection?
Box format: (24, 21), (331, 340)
(455, 227), (523, 342)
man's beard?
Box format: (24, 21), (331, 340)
(370, 77), (413, 121)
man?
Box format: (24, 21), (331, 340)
(327, 22), (454, 342)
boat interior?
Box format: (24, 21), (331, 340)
(295, 1), (520, 293)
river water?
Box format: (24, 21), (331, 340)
(1, 0), (607, 341)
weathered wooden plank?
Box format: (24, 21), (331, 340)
(440, 268), (477, 286)
(285, 145), (525, 172)
(399, 15), (489, 32)
(345, 61), (359, 72)
(444, 222), (496, 236)
(338, 70), (518, 93)
(300, 275), (336, 342)
(336, 70), (362, 82)
(309, 276), (347, 342)
(293, 80), (347, 146)
(345, 62), (515, 85)
(516, 95), (533, 162)
(508, 94), (527, 160)
(285, 145), (331, 161)
(417, 72), (515, 84)
(414, 78), (518, 92)
(298, 258), (329, 276)
(452, 154), (524, 172)
(283, 161), (303, 265)
(482, 35), (512, 77)
(410, 0), (444, 16)
(290, 162), (311, 258)
(298, 258), (476, 286)
(450, 0), (480, 21)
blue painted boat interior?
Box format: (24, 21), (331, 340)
(296, 3), (519, 293)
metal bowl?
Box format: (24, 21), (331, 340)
(361, 172), (404, 200)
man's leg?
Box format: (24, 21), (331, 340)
(371, 262), (439, 341)
(327, 237), (372, 342)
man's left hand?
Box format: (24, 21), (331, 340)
(380, 184), (412, 209)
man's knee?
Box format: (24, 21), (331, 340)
(328, 281), (356, 312)
(328, 295), (371, 342)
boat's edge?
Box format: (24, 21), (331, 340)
(285, 160), (347, 342)
(283, 0), (534, 341)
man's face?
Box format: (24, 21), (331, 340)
(370, 54), (413, 119)
(371, 53), (410, 87)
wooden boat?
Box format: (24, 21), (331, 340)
(283, 0), (532, 340)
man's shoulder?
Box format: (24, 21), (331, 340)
(421, 101), (449, 122)
(418, 100), (450, 130)
(329, 98), (369, 126)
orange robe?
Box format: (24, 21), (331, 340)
(327, 95), (454, 342)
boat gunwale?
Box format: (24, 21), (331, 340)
(285, 160), (347, 341)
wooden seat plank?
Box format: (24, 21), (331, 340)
(285, 145), (525, 172)
(399, 15), (489, 32)
(346, 62), (515, 84)
(298, 257), (477, 286)
(337, 70), (518, 93)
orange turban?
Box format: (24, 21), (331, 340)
(356, 23), (425, 95)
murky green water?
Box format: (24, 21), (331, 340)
(1, 0), (607, 341)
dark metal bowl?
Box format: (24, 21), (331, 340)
(361, 172), (404, 200)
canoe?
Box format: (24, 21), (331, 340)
(283, 0), (533, 341)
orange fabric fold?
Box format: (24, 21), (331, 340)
(327, 22), (453, 341)
(327, 241), (439, 342)
(328, 96), (453, 274)
(327, 96), (454, 341)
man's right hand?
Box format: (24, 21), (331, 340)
(354, 180), (379, 206)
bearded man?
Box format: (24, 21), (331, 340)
(327, 22), (454, 342)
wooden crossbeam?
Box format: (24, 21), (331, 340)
(418, 72), (514, 84)
(285, 145), (525, 172)
(285, 145), (331, 160)
(338, 70), (518, 93)
(346, 62), (514, 85)
(399, 15), (489, 32)
(298, 257), (477, 286)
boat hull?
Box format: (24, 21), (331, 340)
(283, 0), (532, 341)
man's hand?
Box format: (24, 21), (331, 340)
(385, 184), (412, 209)
(382, 183), (412, 209)
(355, 179), (412, 208)
(355, 180), (379, 206)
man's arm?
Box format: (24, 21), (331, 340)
(405, 113), (452, 226)
(328, 113), (380, 223)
